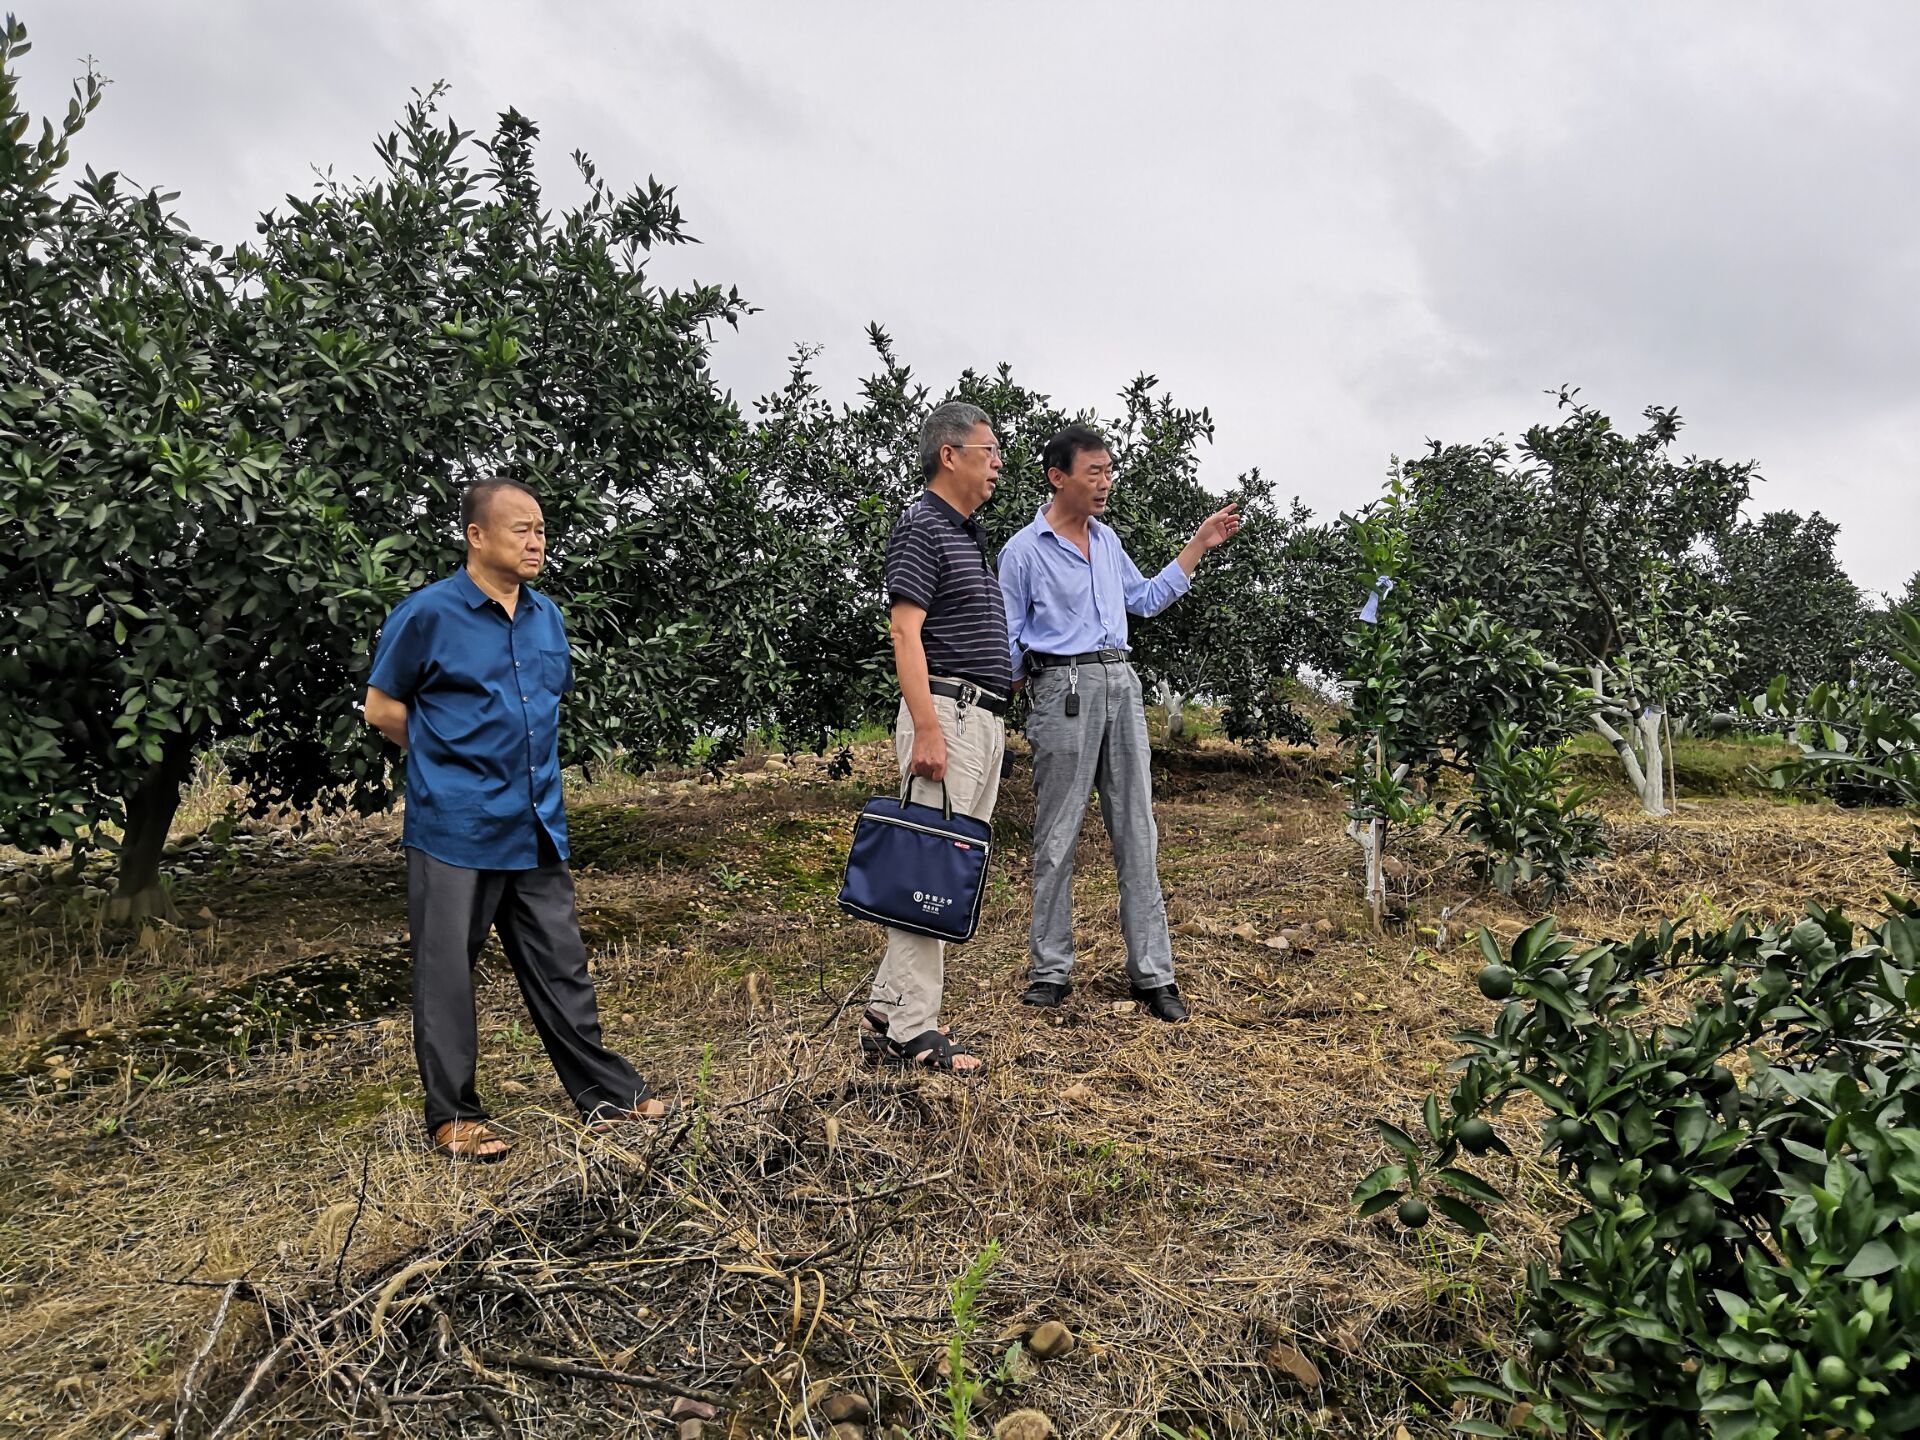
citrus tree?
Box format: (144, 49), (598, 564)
(1357, 908), (1920, 1438)
(1338, 470), (1602, 915)
(1751, 610), (1920, 819)
(1713, 510), (1863, 708)
(1393, 391), (1748, 815)
(1, 24), (773, 918)
(746, 337), (1345, 752)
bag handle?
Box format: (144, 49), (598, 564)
(900, 776), (954, 821)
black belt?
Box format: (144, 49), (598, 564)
(1026, 648), (1128, 670)
(928, 678), (1009, 716)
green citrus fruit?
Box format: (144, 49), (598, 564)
(1456, 1118), (1495, 1154)
(1555, 1117), (1587, 1145)
(1538, 968), (1571, 992)
(1396, 1197), (1430, 1229)
(1477, 963), (1514, 1000)
(1648, 1163), (1683, 1196)
(1705, 1063), (1736, 1096)
(1528, 1327), (1565, 1362)
(1815, 1355), (1850, 1390)
(1608, 1334), (1643, 1366)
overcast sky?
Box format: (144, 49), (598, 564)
(18, 2), (1918, 595)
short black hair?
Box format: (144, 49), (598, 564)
(460, 478), (538, 534)
(1042, 425), (1111, 488)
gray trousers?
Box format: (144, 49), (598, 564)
(1024, 660), (1176, 988)
(868, 686), (1006, 1042)
(407, 846), (649, 1131)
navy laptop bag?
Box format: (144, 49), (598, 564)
(836, 780), (992, 943)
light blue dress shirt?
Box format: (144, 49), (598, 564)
(997, 506), (1191, 679)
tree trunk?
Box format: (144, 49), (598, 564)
(1637, 708), (1667, 816)
(1589, 666), (1668, 817)
(1345, 815), (1387, 931)
(107, 742), (196, 923)
(1366, 817), (1386, 932)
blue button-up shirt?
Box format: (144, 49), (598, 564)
(997, 507), (1192, 679)
(367, 569), (571, 870)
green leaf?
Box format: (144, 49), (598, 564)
(1449, 1378), (1515, 1403)
(1712, 1289), (1750, 1322)
(1451, 1420), (1511, 1437)
(1675, 1106), (1711, 1157)
(1513, 1074), (1574, 1115)
(1693, 1176), (1735, 1205)
(1351, 1163), (1409, 1204)
(1436, 1167), (1506, 1205)
(1430, 1193), (1492, 1237)
(1842, 1240), (1898, 1279)
(1883, 916), (1920, 967)
(1374, 1121), (1422, 1164)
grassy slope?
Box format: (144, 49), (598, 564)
(0, 735), (1908, 1438)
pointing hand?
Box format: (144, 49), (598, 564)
(1194, 503), (1242, 551)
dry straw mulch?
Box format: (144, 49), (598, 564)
(0, 745), (1910, 1439)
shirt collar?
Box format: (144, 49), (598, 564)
(1030, 503), (1105, 553)
(921, 488), (990, 550)
(451, 567), (531, 612)
(921, 488), (977, 530)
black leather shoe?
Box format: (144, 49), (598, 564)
(1020, 979), (1071, 1009)
(1130, 982), (1189, 1022)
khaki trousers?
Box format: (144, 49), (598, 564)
(867, 682), (1006, 1043)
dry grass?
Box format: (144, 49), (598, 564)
(0, 738), (1910, 1438)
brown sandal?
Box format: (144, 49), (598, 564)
(432, 1119), (510, 1163)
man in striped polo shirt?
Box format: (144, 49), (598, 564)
(862, 401), (1011, 1077)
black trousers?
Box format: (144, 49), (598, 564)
(407, 846), (649, 1131)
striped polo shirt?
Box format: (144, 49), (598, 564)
(884, 490), (1013, 696)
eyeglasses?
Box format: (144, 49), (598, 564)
(949, 443), (1003, 460)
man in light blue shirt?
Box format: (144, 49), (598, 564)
(999, 424), (1240, 1021)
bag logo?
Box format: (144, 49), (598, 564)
(914, 890), (953, 915)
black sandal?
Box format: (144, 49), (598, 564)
(860, 1008), (952, 1066)
(885, 1028), (987, 1079)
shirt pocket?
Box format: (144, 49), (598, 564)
(539, 646), (570, 696)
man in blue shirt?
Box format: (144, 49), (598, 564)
(999, 425), (1239, 1021)
(364, 479), (669, 1161)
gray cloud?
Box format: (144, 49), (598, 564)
(16, 0), (1917, 593)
